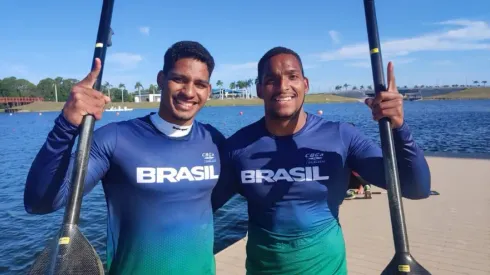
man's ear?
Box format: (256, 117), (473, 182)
(206, 83), (212, 99)
(257, 84), (263, 99)
(304, 76), (309, 95)
(157, 70), (165, 89)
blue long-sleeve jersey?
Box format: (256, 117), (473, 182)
(24, 113), (225, 275)
(212, 113), (431, 275)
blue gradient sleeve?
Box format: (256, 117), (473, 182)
(341, 122), (431, 199)
(24, 113), (115, 214)
(211, 141), (240, 212)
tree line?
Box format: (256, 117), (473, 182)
(0, 76), (161, 103)
(1, 75), (486, 104)
(335, 80), (487, 91)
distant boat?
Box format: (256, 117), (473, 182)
(106, 106), (133, 112)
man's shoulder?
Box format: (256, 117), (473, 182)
(194, 121), (227, 147)
(94, 114), (152, 139)
(223, 118), (265, 153)
(303, 113), (345, 133)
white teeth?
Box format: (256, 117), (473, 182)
(276, 97), (292, 101)
(175, 100), (193, 108)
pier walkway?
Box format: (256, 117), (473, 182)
(215, 156), (490, 275)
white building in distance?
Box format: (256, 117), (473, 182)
(134, 93), (161, 103)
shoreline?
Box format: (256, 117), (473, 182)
(2, 94), (359, 113)
(2, 94), (490, 113)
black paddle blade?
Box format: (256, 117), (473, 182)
(381, 252), (431, 275)
(28, 224), (104, 275)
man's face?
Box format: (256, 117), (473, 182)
(157, 58), (211, 125)
(257, 53), (309, 120)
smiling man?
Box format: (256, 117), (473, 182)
(24, 41), (225, 275)
(212, 46), (431, 274)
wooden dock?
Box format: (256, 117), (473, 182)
(214, 156), (490, 275)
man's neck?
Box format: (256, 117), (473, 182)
(151, 110), (193, 137)
(265, 110), (307, 137)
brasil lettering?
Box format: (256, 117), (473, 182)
(241, 166), (329, 183)
(137, 165), (219, 183)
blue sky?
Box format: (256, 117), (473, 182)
(1, 0), (489, 94)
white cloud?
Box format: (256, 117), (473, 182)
(328, 30), (341, 44)
(346, 58), (416, 68)
(139, 26), (150, 36)
(317, 19), (490, 62)
(107, 52), (143, 70)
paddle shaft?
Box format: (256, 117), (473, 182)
(363, 0), (410, 254)
(62, 0), (115, 225)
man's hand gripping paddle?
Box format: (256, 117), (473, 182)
(27, 0), (115, 274)
(363, 0), (431, 274)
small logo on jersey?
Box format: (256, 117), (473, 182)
(172, 126), (186, 131)
(305, 153), (325, 164)
(202, 152), (216, 163)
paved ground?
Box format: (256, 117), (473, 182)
(215, 156), (490, 274)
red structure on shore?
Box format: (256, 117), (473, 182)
(0, 97), (44, 104)
(0, 97), (44, 113)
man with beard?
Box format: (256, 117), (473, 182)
(24, 41), (224, 275)
(212, 46), (431, 274)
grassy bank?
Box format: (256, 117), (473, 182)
(426, 87), (490, 100)
(6, 94), (357, 112)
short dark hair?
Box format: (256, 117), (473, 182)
(162, 41), (215, 78)
(257, 46), (304, 84)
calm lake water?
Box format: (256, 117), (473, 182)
(1, 100), (489, 274)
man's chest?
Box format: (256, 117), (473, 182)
(234, 140), (350, 201)
(108, 138), (221, 195)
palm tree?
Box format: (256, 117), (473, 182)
(103, 81), (110, 97)
(343, 83), (349, 91)
(216, 80), (223, 99)
(119, 83), (126, 103)
(149, 84), (157, 94)
(246, 79), (253, 99)
(473, 80), (479, 87)
(134, 82), (143, 103)
(482, 80), (487, 87)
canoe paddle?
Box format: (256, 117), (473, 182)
(27, 0), (115, 274)
(362, 0), (431, 274)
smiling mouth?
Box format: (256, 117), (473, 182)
(273, 95), (296, 102)
(173, 98), (197, 111)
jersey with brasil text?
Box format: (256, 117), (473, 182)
(24, 112), (225, 275)
(212, 113), (431, 275)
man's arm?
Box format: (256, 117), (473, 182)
(211, 141), (241, 212)
(342, 122), (431, 199)
(24, 114), (116, 214)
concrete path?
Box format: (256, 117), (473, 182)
(215, 156), (490, 275)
